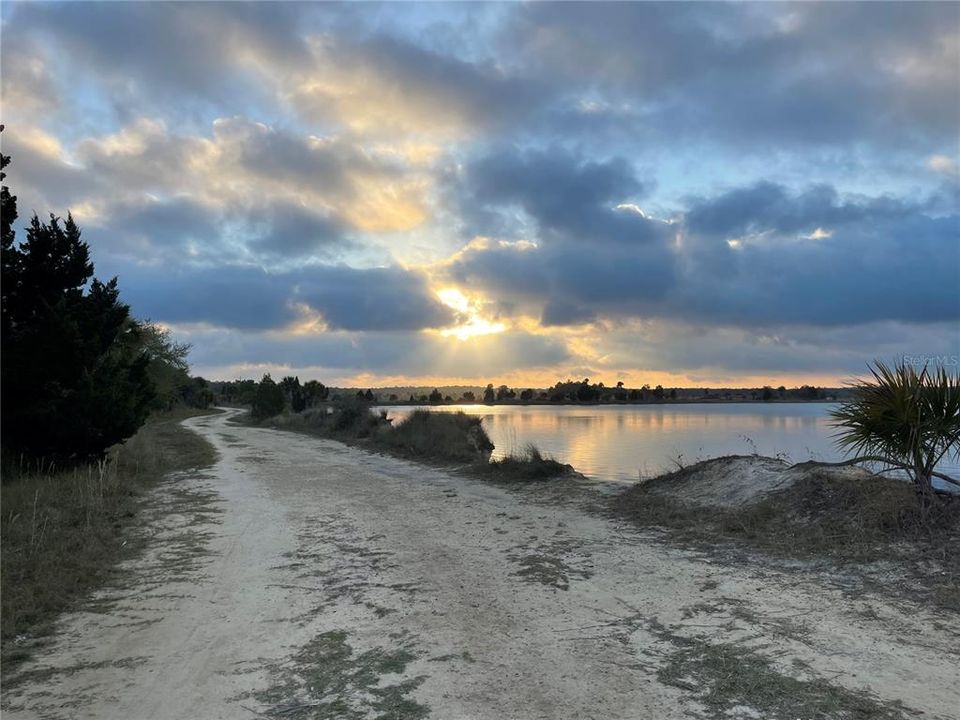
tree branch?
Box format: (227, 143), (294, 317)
(931, 471), (960, 488)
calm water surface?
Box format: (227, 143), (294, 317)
(380, 403), (960, 484)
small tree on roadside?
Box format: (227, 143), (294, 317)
(252, 374), (285, 419)
(830, 360), (960, 511)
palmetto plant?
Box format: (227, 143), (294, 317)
(831, 361), (960, 505)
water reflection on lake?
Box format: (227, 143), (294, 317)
(379, 403), (960, 483)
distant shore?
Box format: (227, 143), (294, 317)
(372, 398), (839, 407)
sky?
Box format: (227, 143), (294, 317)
(2, 1), (958, 388)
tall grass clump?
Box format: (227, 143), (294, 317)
(475, 442), (571, 482)
(830, 361), (960, 510)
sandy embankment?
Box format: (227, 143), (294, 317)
(3, 408), (958, 719)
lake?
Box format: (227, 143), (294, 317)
(379, 403), (960, 484)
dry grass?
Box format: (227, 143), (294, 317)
(471, 443), (571, 483)
(1, 408), (218, 670)
(612, 466), (960, 610)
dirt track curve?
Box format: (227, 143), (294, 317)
(4, 408), (958, 720)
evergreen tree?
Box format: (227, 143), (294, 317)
(0, 165), (155, 461)
(251, 374), (285, 419)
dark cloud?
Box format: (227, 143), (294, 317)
(112, 263), (453, 333)
(447, 178), (959, 329)
(107, 197), (218, 247)
(448, 241), (677, 322)
(447, 147), (678, 325)
(676, 183), (959, 327)
(504, 2), (960, 148)
(296, 265), (453, 331)
(91, 197), (348, 263)
(6, 2), (311, 110)
(117, 265), (297, 331)
(185, 327), (571, 378)
(247, 203), (348, 259)
(459, 146), (662, 246)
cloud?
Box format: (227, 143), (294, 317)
(295, 265), (454, 331)
(676, 182), (958, 327)
(503, 2), (960, 148)
(112, 263), (454, 333)
(445, 178), (959, 329)
(928, 154), (960, 176)
(5, 2), (311, 112)
(289, 33), (549, 138)
(3, 117), (427, 267)
(181, 326), (571, 380)
(3, 2), (958, 383)
(461, 146), (657, 244)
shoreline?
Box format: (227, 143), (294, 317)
(373, 398), (839, 408)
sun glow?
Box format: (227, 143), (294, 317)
(435, 288), (506, 341)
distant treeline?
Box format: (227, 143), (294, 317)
(214, 375), (845, 414)
(353, 380), (843, 405)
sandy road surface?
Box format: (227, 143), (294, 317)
(4, 408), (959, 719)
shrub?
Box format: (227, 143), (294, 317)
(830, 360), (960, 508)
(376, 410), (493, 462)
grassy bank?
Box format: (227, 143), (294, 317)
(246, 404), (571, 482)
(611, 460), (960, 610)
(1, 408), (218, 670)
(472, 443), (572, 483)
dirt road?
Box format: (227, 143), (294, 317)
(4, 408), (959, 719)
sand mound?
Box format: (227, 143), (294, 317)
(642, 455), (877, 509)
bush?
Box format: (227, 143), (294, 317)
(374, 410), (493, 462)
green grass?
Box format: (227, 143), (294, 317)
(0, 408), (218, 671)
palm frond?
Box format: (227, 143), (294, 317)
(830, 360), (960, 491)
